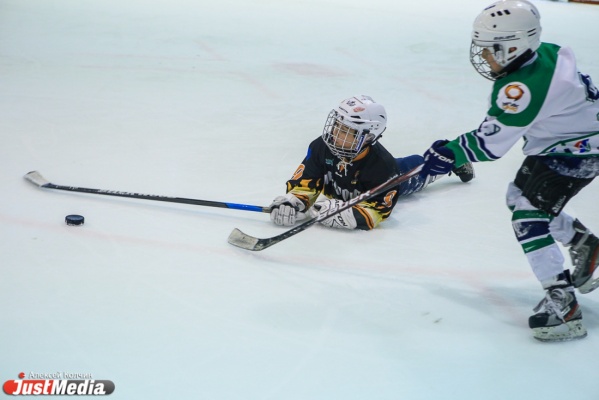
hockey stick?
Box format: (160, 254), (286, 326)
(227, 164), (423, 251)
(23, 171), (271, 213)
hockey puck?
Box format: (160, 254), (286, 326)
(65, 215), (85, 226)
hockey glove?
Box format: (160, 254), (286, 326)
(309, 199), (357, 230)
(422, 139), (455, 176)
(269, 193), (306, 226)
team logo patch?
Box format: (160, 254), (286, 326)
(496, 82), (531, 114)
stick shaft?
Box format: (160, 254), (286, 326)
(24, 171), (270, 213)
(228, 164), (423, 250)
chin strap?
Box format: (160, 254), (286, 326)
(493, 49), (536, 80)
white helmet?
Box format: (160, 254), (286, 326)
(322, 95), (387, 161)
(470, 0), (542, 80)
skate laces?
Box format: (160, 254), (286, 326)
(533, 288), (570, 322)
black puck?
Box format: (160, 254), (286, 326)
(65, 215), (85, 226)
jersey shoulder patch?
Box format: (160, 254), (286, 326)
(495, 82), (531, 114)
(489, 44), (560, 127)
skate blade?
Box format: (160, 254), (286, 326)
(532, 320), (588, 342)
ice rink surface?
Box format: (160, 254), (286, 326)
(2, 0), (599, 398)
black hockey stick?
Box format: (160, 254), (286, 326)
(24, 171), (271, 213)
(227, 164), (423, 251)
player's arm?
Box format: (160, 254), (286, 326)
(285, 165), (323, 210)
(446, 117), (526, 166)
(354, 186), (398, 230)
(422, 115), (528, 175)
(270, 142), (325, 226)
(422, 75), (541, 175)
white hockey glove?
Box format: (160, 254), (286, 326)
(269, 193), (306, 226)
(309, 199), (357, 230)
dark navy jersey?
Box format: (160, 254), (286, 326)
(285, 137), (400, 230)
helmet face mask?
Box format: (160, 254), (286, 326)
(322, 95), (387, 161)
(470, 0), (542, 81)
(470, 43), (514, 80)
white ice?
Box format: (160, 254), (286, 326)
(2, 0), (599, 398)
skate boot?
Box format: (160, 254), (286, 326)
(451, 162), (475, 183)
(528, 270), (587, 342)
(569, 219), (599, 294)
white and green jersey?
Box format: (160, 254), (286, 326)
(447, 43), (599, 167)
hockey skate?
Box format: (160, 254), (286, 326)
(528, 271), (587, 342)
(569, 219), (599, 294)
(451, 162), (475, 183)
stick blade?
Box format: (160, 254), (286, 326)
(227, 228), (260, 250)
(227, 228), (274, 251)
(24, 171), (50, 187)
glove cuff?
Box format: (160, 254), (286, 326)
(284, 193), (306, 212)
(270, 193), (306, 212)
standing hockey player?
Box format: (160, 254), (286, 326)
(420, 0), (599, 341)
(269, 95), (474, 231)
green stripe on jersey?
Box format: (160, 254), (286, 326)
(445, 133), (495, 167)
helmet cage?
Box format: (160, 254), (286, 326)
(322, 110), (374, 160)
(470, 42), (506, 81)
(470, 41), (536, 81)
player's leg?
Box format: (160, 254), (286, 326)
(507, 156), (591, 341)
(395, 155), (429, 197)
(395, 152), (474, 197)
(517, 155), (599, 293)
